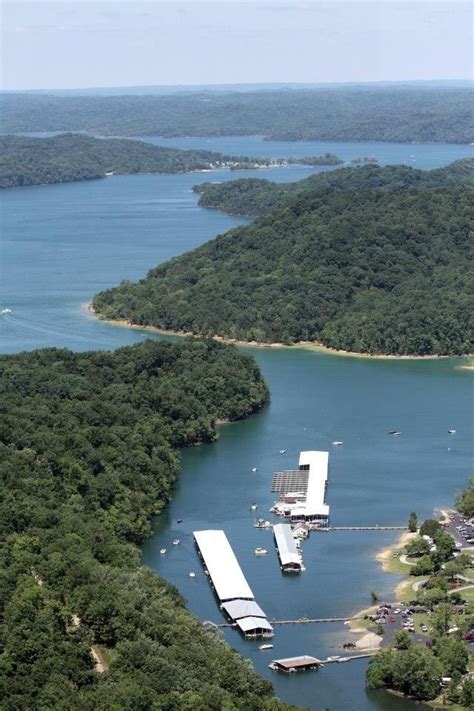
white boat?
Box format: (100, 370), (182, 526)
(251, 503), (258, 511)
(332, 441), (343, 446)
(326, 655), (340, 662)
(0, 308), (12, 315)
(388, 430), (401, 436)
(255, 547), (268, 556)
(189, 572), (196, 578)
(251, 467), (257, 472)
(160, 548), (167, 555)
(279, 449), (286, 454)
(448, 429), (456, 434)
(259, 643), (273, 650)
(172, 539), (180, 545)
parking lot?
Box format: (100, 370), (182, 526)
(441, 509), (474, 550)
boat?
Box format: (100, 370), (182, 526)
(0, 308), (12, 315)
(160, 548), (167, 555)
(251, 467), (257, 472)
(251, 503), (258, 511)
(279, 449), (286, 454)
(388, 430), (401, 436)
(332, 441), (343, 446)
(448, 429), (456, 434)
(172, 539), (180, 545)
(189, 572), (196, 578)
(176, 518), (183, 523)
(255, 547), (268, 556)
(259, 643), (273, 650)
(326, 655), (340, 662)
(336, 657), (350, 663)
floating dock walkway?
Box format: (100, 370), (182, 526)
(193, 529), (273, 638)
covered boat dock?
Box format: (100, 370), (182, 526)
(273, 523), (302, 572)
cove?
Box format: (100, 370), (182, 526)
(1, 138), (473, 710)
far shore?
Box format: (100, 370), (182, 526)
(85, 306), (473, 363)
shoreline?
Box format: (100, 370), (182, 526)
(85, 306), (472, 363)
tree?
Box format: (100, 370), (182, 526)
(431, 603), (452, 636)
(456, 478), (474, 518)
(405, 536), (431, 558)
(408, 512), (418, 532)
(370, 590), (379, 603)
(432, 531), (455, 563)
(420, 519), (442, 538)
(433, 636), (468, 676)
(459, 676), (474, 708)
(394, 630), (412, 650)
(411, 555), (434, 576)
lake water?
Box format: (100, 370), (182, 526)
(1, 137), (473, 710)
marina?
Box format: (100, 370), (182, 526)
(271, 451), (330, 525)
(273, 523), (304, 572)
(193, 529), (274, 638)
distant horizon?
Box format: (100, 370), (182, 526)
(2, 78), (473, 96)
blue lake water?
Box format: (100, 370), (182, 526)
(1, 138), (473, 710)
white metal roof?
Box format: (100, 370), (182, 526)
(193, 530), (254, 602)
(236, 617), (274, 633)
(298, 451), (329, 517)
(273, 523), (301, 567)
(221, 599), (267, 621)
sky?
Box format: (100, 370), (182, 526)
(1, 0), (472, 91)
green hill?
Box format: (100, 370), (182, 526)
(0, 133), (265, 188)
(194, 160), (474, 216)
(0, 339), (295, 710)
(93, 181), (474, 356)
(2, 86), (473, 142)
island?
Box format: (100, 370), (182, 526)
(0, 339), (297, 710)
(92, 161), (474, 356)
(286, 153), (344, 166)
(2, 85), (473, 143)
(364, 481), (474, 707)
(0, 133), (275, 188)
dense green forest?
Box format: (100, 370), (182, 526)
(457, 479), (474, 518)
(286, 153), (343, 166)
(0, 133), (266, 188)
(94, 170), (474, 355)
(0, 340), (296, 710)
(194, 160), (474, 216)
(1, 86), (473, 142)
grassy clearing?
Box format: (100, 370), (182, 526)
(394, 576), (427, 602)
(349, 605), (378, 632)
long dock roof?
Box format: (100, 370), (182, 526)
(193, 529), (254, 602)
(273, 523), (301, 567)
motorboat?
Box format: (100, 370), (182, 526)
(251, 503), (258, 511)
(176, 518), (183, 523)
(160, 548), (167, 555)
(332, 441), (343, 446)
(172, 539), (180, 545)
(259, 643), (273, 650)
(279, 449), (286, 454)
(251, 467), (258, 472)
(448, 429), (456, 434)
(0, 308), (12, 315)
(388, 430), (401, 436)
(189, 572), (196, 578)
(255, 547), (268, 556)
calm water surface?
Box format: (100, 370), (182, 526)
(1, 138), (473, 711)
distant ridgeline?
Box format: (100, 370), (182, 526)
(1, 86), (473, 142)
(0, 340), (293, 710)
(93, 161), (474, 356)
(0, 133), (271, 188)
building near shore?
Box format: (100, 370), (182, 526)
(271, 451), (330, 526)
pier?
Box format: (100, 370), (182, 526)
(211, 615), (363, 628)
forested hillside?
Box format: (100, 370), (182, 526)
(0, 133), (264, 188)
(93, 186), (474, 356)
(194, 160), (474, 216)
(0, 340), (293, 710)
(2, 86), (472, 142)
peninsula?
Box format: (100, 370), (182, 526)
(0, 339), (298, 710)
(0, 133), (275, 188)
(93, 162), (474, 357)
